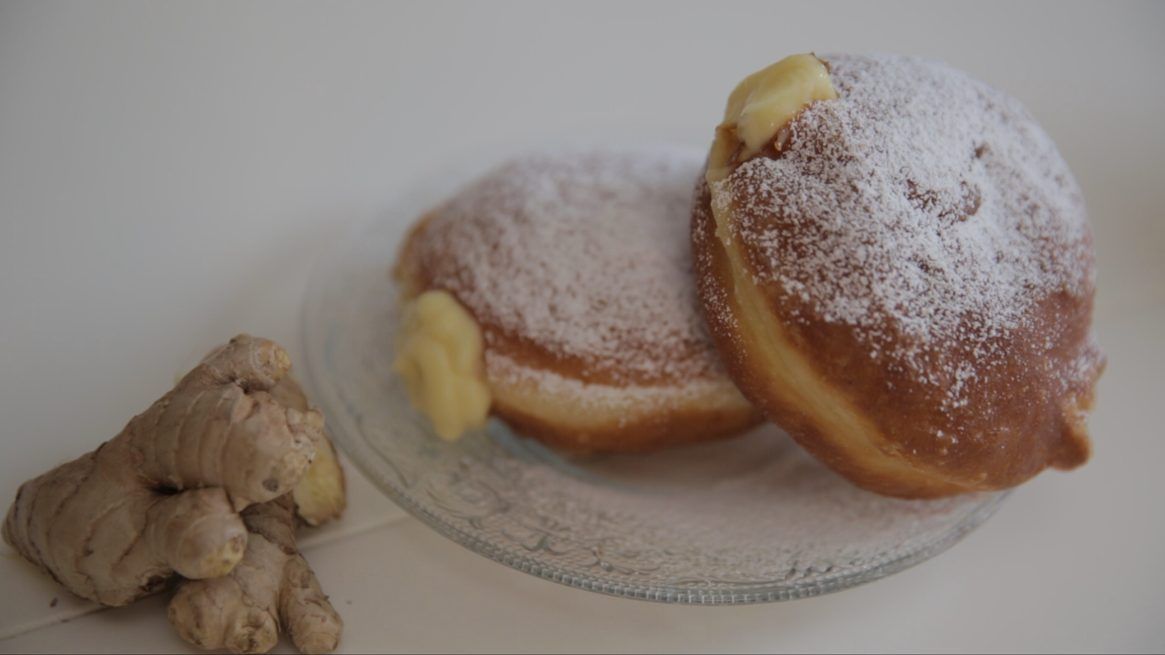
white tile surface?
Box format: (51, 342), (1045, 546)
(1, 1), (1162, 652)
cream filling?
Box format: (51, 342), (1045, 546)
(707, 53), (838, 183)
(394, 290), (491, 440)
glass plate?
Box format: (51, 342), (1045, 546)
(301, 212), (1006, 605)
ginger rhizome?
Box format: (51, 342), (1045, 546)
(169, 494), (343, 654)
(169, 372), (347, 655)
(269, 374), (346, 527)
(2, 335), (320, 605)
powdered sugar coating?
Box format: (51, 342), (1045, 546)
(415, 147), (723, 384)
(713, 54), (1098, 402)
(486, 351), (733, 417)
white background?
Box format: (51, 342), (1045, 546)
(1, 1), (1163, 652)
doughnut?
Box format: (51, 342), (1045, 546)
(692, 54), (1104, 497)
(394, 147), (761, 452)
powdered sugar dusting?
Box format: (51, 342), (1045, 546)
(417, 147), (721, 384)
(714, 54), (1097, 406)
(486, 351), (732, 420)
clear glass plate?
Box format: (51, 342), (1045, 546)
(301, 212), (1006, 605)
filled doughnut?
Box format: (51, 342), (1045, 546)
(394, 147), (761, 452)
(692, 53), (1104, 497)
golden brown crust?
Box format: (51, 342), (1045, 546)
(691, 54), (1104, 498)
(692, 177), (1102, 498)
(491, 391), (760, 455)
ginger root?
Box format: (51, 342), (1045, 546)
(168, 495), (343, 654)
(270, 375), (346, 527)
(2, 335), (321, 606)
(169, 371), (347, 654)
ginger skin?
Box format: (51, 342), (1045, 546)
(168, 495), (343, 654)
(166, 368), (344, 652)
(168, 367), (347, 655)
(270, 376), (347, 527)
(2, 335), (321, 606)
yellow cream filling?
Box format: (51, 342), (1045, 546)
(394, 290), (491, 440)
(707, 53), (837, 183)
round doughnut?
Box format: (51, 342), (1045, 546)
(693, 54), (1104, 497)
(395, 147), (761, 453)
